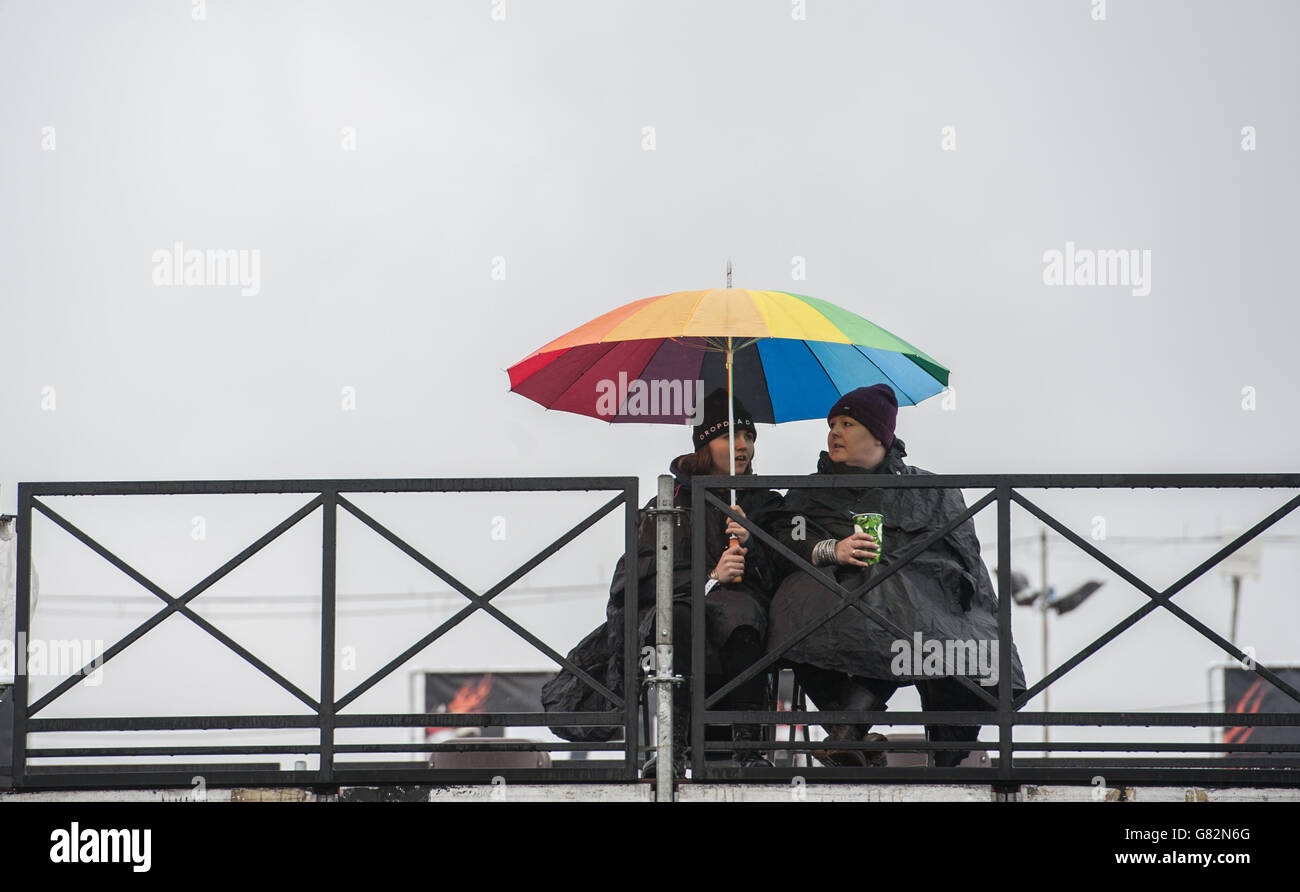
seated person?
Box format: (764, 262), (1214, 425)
(543, 390), (784, 776)
(766, 384), (1025, 767)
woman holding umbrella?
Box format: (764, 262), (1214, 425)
(606, 389), (785, 776)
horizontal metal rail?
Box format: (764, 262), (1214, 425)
(24, 711), (626, 731)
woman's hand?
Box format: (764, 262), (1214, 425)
(834, 531), (879, 567)
(712, 542), (747, 584)
(723, 505), (749, 545)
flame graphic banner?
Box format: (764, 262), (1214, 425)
(1223, 667), (1300, 759)
(424, 672), (551, 740)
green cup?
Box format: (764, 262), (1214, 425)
(852, 513), (883, 564)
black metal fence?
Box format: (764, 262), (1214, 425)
(8, 478), (641, 789)
(691, 472), (1300, 786)
(8, 473), (1300, 790)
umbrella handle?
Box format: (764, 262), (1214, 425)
(726, 338), (742, 583)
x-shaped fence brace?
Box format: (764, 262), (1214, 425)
(330, 493), (624, 711)
(26, 495), (326, 716)
(1010, 488), (1300, 710)
(13, 482), (641, 781)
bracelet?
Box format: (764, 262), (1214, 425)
(812, 538), (838, 567)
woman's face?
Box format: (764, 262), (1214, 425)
(707, 428), (755, 474)
(827, 415), (885, 469)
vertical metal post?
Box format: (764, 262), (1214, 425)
(1040, 527), (1049, 752)
(319, 490), (337, 783)
(653, 475), (675, 801)
(997, 486), (1013, 782)
(691, 479), (707, 780)
(11, 486), (32, 786)
(1229, 575), (1242, 646)
(623, 482), (640, 778)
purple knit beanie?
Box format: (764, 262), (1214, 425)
(827, 384), (898, 450)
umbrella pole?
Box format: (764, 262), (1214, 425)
(726, 340), (742, 583)
(725, 260), (736, 501)
(726, 338), (736, 503)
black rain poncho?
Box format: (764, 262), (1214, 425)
(541, 455), (785, 741)
(765, 439), (1026, 692)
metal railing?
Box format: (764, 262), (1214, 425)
(8, 478), (641, 789)
(691, 472), (1300, 786)
(9, 472), (1300, 791)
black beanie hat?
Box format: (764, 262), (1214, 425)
(693, 389), (757, 448)
(827, 384), (898, 449)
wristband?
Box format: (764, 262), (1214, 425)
(812, 538), (838, 567)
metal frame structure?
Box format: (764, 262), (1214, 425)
(8, 478), (641, 789)
(690, 472), (1300, 786)
(8, 472), (1300, 791)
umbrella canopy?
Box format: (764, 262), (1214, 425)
(508, 288), (949, 424)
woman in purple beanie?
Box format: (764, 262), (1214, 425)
(765, 384), (1025, 768)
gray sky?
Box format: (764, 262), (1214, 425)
(2, 0), (1297, 764)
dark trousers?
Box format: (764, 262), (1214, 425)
(658, 603), (768, 727)
(791, 665), (996, 765)
(789, 662), (898, 737)
(916, 678), (990, 767)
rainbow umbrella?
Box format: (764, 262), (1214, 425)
(507, 288), (950, 431)
(509, 285), (949, 572)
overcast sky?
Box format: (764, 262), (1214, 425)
(2, 1), (1297, 765)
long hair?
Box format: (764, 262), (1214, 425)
(676, 440), (755, 477)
